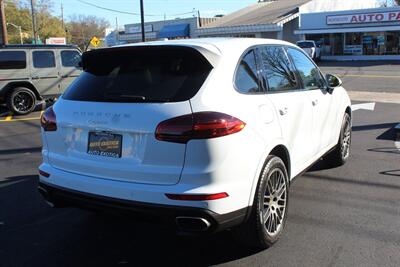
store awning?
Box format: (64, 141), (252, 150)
(159, 24), (190, 38)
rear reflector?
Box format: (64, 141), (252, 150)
(40, 106), (57, 131)
(38, 169), (50, 178)
(155, 112), (245, 143)
(165, 192), (229, 201)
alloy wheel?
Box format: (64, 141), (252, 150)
(341, 120), (351, 160)
(13, 91), (34, 113)
(261, 168), (287, 236)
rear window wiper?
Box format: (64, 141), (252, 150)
(104, 92), (170, 102)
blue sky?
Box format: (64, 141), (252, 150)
(53, 0), (257, 29)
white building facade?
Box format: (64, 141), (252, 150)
(297, 1), (400, 60)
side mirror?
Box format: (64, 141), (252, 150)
(325, 74), (342, 91)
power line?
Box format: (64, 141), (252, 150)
(76, 0), (197, 18)
(77, 0), (157, 16)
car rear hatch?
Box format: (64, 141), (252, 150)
(44, 45), (214, 185)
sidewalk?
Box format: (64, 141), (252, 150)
(348, 90), (400, 104)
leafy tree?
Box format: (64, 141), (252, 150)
(34, 0), (65, 41)
(5, 0), (109, 48)
(4, 1), (33, 44)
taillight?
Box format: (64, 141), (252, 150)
(165, 192), (229, 201)
(41, 106), (57, 131)
(38, 169), (50, 178)
(155, 112), (246, 143)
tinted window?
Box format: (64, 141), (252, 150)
(260, 46), (298, 92)
(297, 42), (314, 48)
(63, 46), (213, 103)
(235, 50), (261, 93)
(0, 51), (26, 69)
(33, 51), (55, 68)
(61, 50), (81, 67)
(287, 48), (325, 90)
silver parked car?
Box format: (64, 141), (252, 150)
(0, 44), (82, 115)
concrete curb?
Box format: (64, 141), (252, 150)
(395, 123), (400, 141)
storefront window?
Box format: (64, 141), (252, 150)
(306, 33), (343, 56)
(306, 31), (400, 56)
(344, 33), (363, 55)
(385, 31), (400, 55)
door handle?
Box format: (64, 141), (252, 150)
(312, 99), (319, 106)
(279, 107), (288, 116)
(31, 76), (39, 79)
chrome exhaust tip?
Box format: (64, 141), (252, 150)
(175, 216), (211, 232)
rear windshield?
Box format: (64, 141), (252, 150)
(297, 42), (314, 48)
(63, 46), (213, 103)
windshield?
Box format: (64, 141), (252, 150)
(63, 46), (213, 103)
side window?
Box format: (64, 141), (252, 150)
(33, 51), (56, 68)
(234, 50), (261, 94)
(61, 50), (81, 67)
(0, 51), (26, 69)
(287, 48), (325, 90)
(260, 46), (298, 92)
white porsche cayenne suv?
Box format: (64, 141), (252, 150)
(38, 38), (351, 248)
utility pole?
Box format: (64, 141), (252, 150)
(0, 0), (8, 45)
(30, 0), (37, 44)
(61, 2), (64, 31)
(197, 10), (202, 27)
(140, 0), (145, 42)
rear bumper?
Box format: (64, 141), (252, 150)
(38, 182), (248, 234)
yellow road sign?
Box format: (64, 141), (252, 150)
(90, 36), (100, 47)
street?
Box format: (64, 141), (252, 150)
(1, 62), (400, 266)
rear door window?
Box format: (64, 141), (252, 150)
(0, 51), (26, 69)
(234, 50), (262, 94)
(259, 46), (298, 92)
(61, 50), (81, 67)
(63, 46), (213, 103)
(33, 51), (56, 68)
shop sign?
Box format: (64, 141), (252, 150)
(344, 45), (363, 55)
(45, 37), (66, 45)
(126, 24), (153, 34)
(327, 10), (400, 25)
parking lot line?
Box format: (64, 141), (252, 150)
(0, 116), (41, 122)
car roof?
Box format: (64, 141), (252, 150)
(117, 37), (297, 55)
(0, 44), (80, 50)
(113, 38), (298, 66)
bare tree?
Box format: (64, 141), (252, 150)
(67, 14), (109, 51)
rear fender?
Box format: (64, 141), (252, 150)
(247, 139), (291, 208)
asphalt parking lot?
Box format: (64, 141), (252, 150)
(1, 61), (400, 267)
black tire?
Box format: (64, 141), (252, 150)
(6, 87), (36, 115)
(233, 155), (289, 249)
(326, 113), (351, 166)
